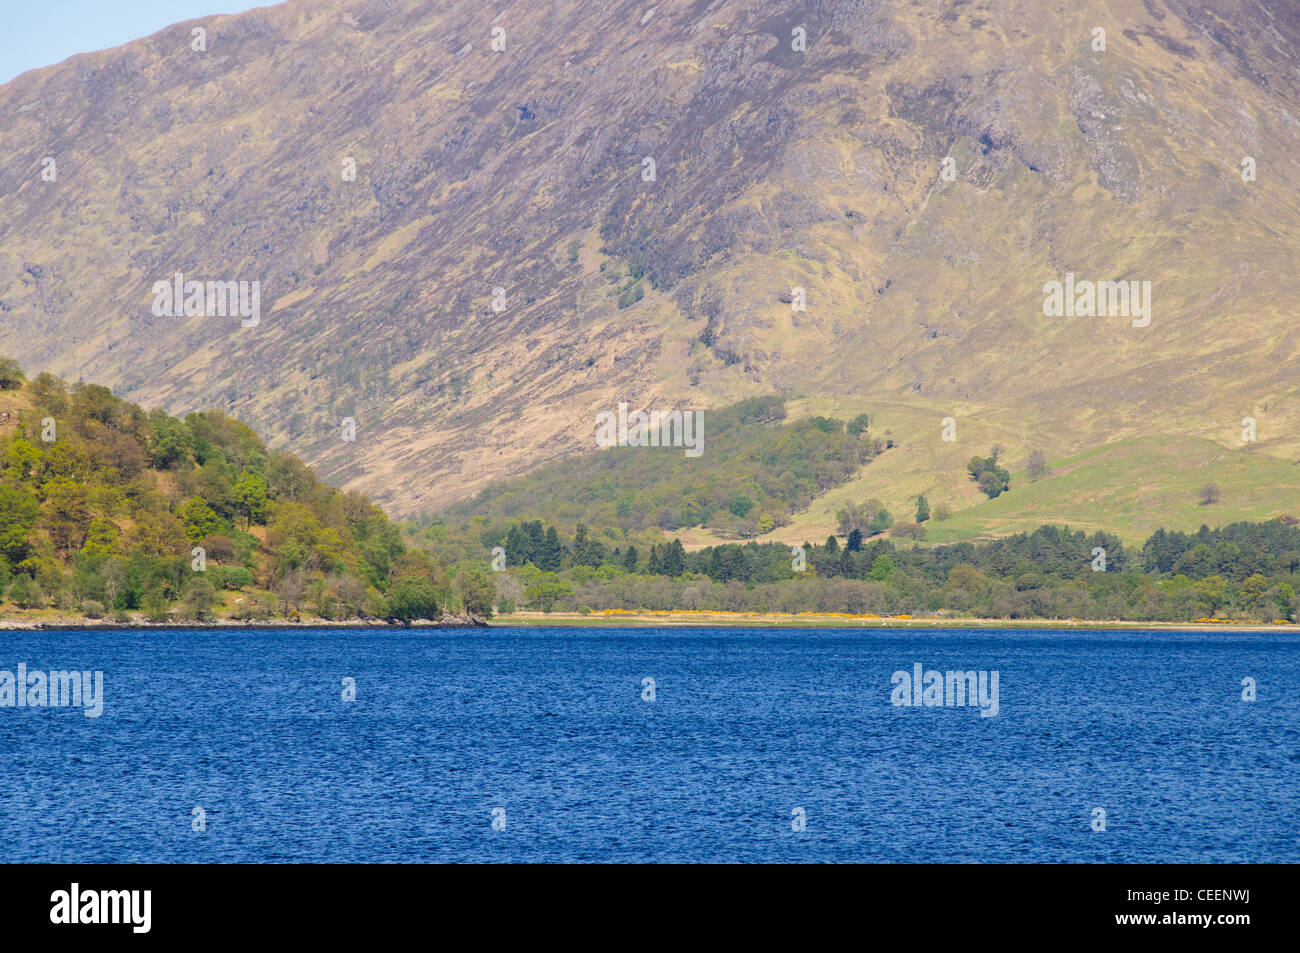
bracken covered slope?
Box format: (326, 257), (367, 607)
(2, 0), (1299, 517)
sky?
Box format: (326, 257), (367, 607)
(0, 0), (268, 85)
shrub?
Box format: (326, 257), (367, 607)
(8, 575), (43, 608)
(180, 577), (220, 621)
(142, 590), (172, 623)
(967, 449), (1011, 499)
(0, 357), (25, 390)
(220, 566), (255, 590)
(891, 521), (927, 540)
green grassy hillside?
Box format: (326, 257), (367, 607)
(438, 396), (886, 537)
(440, 394), (1300, 552)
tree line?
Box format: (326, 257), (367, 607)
(468, 518), (1298, 622)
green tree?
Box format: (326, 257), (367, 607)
(457, 565), (496, 619)
(7, 575), (43, 609)
(915, 495), (930, 523)
(660, 539), (686, 576)
(220, 566), (255, 590)
(728, 495), (754, 518)
(1193, 575), (1228, 615)
(42, 480), (90, 556)
(946, 563), (989, 598)
(867, 554), (895, 581)
(147, 411), (192, 469)
(29, 372), (69, 416)
(179, 497), (223, 544)
(101, 558), (127, 610)
(267, 452), (316, 502)
(572, 524), (606, 567)
(1238, 574), (1269, 615)
(868, 507), (894, 536)
(1275, 582), (1295, 620)
(234, 472), (269, 527)
(847, 413), (870, 437)
(0, 357), (25, 390)
(538, 526), (566, 572)
(384, 576), (442, 623)
(0, 483), (39, 562)
(967, 449), (1011, 499)
(4, 438), (42, 483)
(524, 573), (572, 612)
(79, 518), (122, 558)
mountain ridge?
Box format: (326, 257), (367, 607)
(2, 0), (1299, 520)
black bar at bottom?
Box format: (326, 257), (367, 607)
(0, 862), (1274, 941)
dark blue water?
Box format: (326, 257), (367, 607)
(1, 627), (1296, 863)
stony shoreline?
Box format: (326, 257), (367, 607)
(0, 614), (487, 631)
(2, 611), (1295, 632)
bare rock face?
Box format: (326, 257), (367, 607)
(2, 0), (1299, 515)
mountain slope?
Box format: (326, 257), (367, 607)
(2, 0), (1298, 517)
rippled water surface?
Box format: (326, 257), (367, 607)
(1, 627), (1296, 862)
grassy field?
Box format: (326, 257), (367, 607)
(921, 435), (1300, 546)
(677, 404), (1300, 550)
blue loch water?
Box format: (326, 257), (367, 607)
(1, 627), (1296, 863)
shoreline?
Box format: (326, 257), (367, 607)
(489, 610), (1300, 631)
(0, 615), (486, 631)
(1, 610), (1296, 632)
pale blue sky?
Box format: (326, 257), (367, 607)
(0, 0), (270, 85)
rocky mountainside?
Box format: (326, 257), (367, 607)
(2, 0), (1299, 517)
